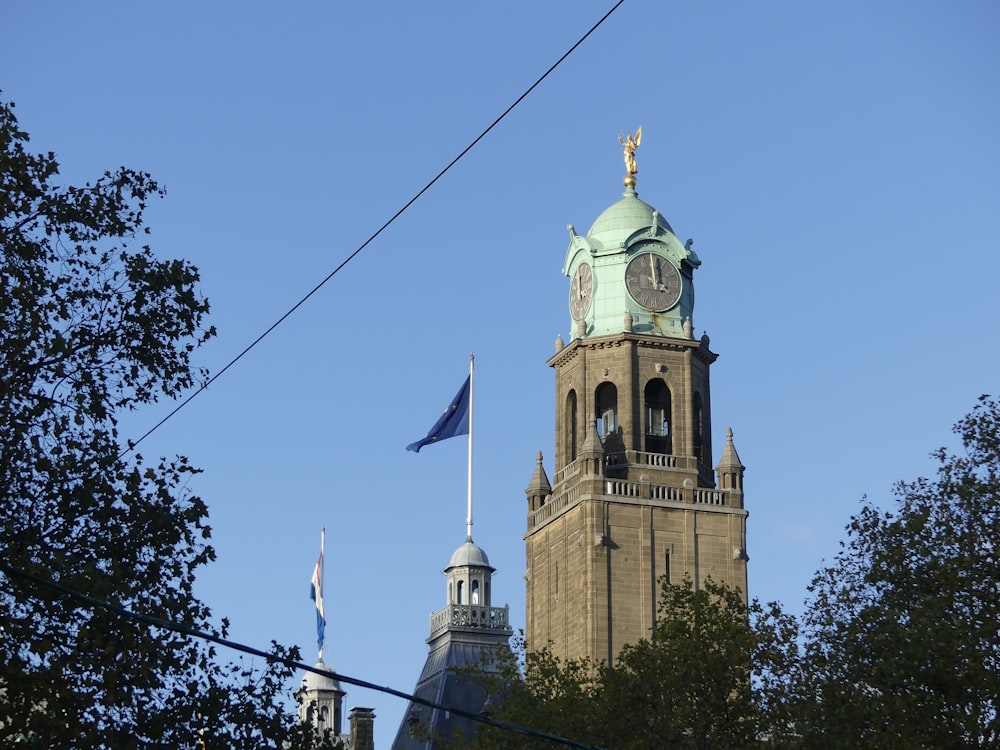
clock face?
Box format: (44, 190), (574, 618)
(625, 252), (681, 312)
(569, 262), (593, 320)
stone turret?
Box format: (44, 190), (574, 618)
(526, 451), (552, 514)
(715, 427), (746, 507)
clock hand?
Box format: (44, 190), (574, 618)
(649, 254), (658, 288)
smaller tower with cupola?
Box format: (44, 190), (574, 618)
(525, 130), (749, 667)
(297, 661), (348, 745)
(392, 534), (513, 750)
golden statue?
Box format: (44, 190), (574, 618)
(619, 126), (642, 177)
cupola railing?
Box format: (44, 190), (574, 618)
(429, 603), (511, 637)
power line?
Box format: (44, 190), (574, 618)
(123, 0), (626, 455)
(0, 561), (607, 750)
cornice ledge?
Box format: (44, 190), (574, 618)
(549, 331), (711, 367)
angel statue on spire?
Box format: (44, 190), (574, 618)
(619, 126), (642, 176)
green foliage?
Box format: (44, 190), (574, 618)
(604, 580), (798, 750)
(463, 400), (1000, 750)
(467, 579), (798, 750)
(473, 635), (601, 749)
(0, 97), (317, 748)
(796, 395), (1000, 749)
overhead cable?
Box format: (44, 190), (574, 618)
(0, 561), (607, 750)
(123, 0), (626, 455)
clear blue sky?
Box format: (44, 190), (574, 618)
(3, 0), (998, 741)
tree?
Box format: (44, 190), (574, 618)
(796, 396), (1000, 749)
(601, 580), (798, 750)
(466, 636), (601, 750)
(0, 97), (326, 748)
(467, 578), (799, 750)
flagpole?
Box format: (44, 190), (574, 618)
(467, 354), (474, 541)
(319, 526), (325, 662)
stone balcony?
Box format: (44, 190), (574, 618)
(429, 603), (511, 637)
(528, 450), (742, 532)
(553, 449), (706, 485)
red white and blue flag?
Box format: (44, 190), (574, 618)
(309, 531), (326, 655)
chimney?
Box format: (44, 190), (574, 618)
(349, 707), (375, 750)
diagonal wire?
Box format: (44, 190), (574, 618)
(0, 561), (607, 750)
(123, 0), (626, 456)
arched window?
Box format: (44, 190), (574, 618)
(457, 580), (465, 605)
(566, 389), (578, 461)
(693, 391), (705, 465)
(595, 382), (618, 438)
(319, 706), (329, 725)
(471, 580), (480, 604)
(644, 379), (672, 455)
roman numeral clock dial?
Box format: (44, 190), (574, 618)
(625, 251), (681, 312)
(569, 262), (593, 321)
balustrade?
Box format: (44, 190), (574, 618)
(651, 484), (684, 502)
(693, 488), (726, 506)
(527, 485), (576, 530)
(530, 452), (735, 532)
(553, 459), (581, 485)
(604, 479), (641, 497)
(429, 603), (510, 636)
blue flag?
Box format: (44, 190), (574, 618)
(406, 376), (471, 452)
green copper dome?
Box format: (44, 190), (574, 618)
(563, 181), (700, 341)
(587, 186), (673, 246)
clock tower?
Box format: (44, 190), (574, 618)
(524, 134), (749, 665)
